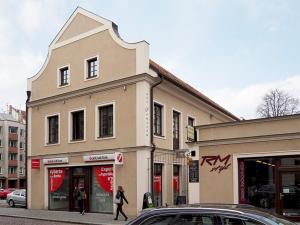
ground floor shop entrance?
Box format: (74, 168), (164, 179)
(48, 165), (114, 213)
(239, 156), (300, 221)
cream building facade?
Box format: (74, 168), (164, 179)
(27, 8), (238, 215)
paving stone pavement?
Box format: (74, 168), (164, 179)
(0, 207), (129, 225)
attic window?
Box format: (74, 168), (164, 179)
(85, 56), (99, 80)
(57, 65), (70, 88)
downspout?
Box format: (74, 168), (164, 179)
(25, 91), (31, 209)
(150, 75), (163, 198)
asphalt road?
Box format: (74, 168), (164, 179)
(0, 216), (82, 225)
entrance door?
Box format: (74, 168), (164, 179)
(70, 167), (90, 212)
(279, 171), (300, 221)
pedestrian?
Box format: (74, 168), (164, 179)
(77, 186), (87, 215)
(114, 186), (128, 221)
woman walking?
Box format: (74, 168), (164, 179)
(77, 186), (87, 215)
(114, 186), (128, 221)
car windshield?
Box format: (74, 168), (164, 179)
(261, 214), (296, 225)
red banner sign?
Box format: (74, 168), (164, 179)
(49, 168), (65, 193)
(154, 176), (162, 193)
(94, 165), (113, 193)
(31, 159), (40, 169)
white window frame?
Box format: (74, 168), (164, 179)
(172, 108), (182, 150)
(68, 107), (86, 143)
(57, 64), (71, 88)
(84, 55), (99, 81)
(44, 113), (60, 146)
(187, 115), (196, 141)
(95, 101), (116, 140)
(153, 100), (166, 139)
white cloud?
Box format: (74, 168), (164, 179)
(206, 75), (300, 119)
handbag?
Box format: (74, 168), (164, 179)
(113, 197), (121, 204)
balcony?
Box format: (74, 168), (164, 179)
(8, 173), (17, 179)
(8, 160), (18, 167)
(8, 147), (18, 154)
(9, 133), (18, 141)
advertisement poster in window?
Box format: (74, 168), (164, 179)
(49, 168), (69, 210)
(90, 165), (113, 213)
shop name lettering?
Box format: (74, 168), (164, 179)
(47, 159), (64, 164)
(200, 155), (231, 173)
(89, 155), (111, 161)
(49, 169), (63, 177)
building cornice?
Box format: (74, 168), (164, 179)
(188, 132), (300, 147)
(27, 74), (156, 107)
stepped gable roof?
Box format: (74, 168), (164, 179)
(149, 60), (239, 121)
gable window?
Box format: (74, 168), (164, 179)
(154, 103), (163, 136)
(173, 111), (180, 150)
(71, 110), (85, 141)
(188, 117), (194, 127)
(59, 66), (69, 86)
(47, 115), (59, 144)
(85, 56), (99, 80)
(98, 104), (114, 138)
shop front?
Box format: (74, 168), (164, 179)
(44, 152), (123, 214)
(239, 156), (300, 221)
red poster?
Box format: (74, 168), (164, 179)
(154, 176), (161, 193)
(49, 168), (65, 193)
(173, 176), (179, 192)
(94, 165), (113, 193)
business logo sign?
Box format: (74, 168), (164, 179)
(114, 152), (123, 165)
(84, 152), (124, 165)
(31, 158), (40, 169)
(43, 157), (69, 165)
(200, 154), (231, 174)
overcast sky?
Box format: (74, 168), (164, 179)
(0, 0), (299, 119)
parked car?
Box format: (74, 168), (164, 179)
(127, 204), (296, 225)
(0, 188), (15, 199)
(6, 189), (26, 207)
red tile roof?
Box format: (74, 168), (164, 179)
(149, 60), (239, 121)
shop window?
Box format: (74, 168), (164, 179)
(70, 110), (85, 141)
(48, 168), (69, 210)
(90, 165), (113, 213)
(154, 103), (164, 136)
(47, 115), (59, 144)
(280, 157), (300, 166)
(153, 163), (163, 207)
(98, 104), (114, 138)
(173, 111), (180, 150)
(173, 165), (180, 204)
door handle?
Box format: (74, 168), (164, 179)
(280, 193), (284, 200)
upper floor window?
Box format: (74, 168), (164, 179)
(20, 154), (23, 161)
(47, 115), (59, 144)
(0, 167), (2, 174)
(9, 140), (17, 148)
(0, 153), (2, 160)
(19, 167), (24, 175)
(9, 153), (17, 160)
(154, 103), (163, 136)
(8, 167), (17, 174)
(20, 129), (24, 136)
(97, 104), (114, 138)
(173, 111), (180, 150)
(20, 142), (24, 149)
(0, 139), (2, 147)
(70, 109), (85, 141)
(188, 117), (194, 127)
(85, 56), (99, 80)
(59, 66), (70, 86)
(9, 126), (18, 134)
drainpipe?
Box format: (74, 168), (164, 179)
(150, 75), (163, 197)
(25, 91), (31, 209)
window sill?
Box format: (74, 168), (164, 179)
(154, 134), (166, 140)
(44, 142), (60, 147)
(58, 83), (70, 89)
(69, 139), (86, 144)
(84, 75), (99, 81)
(96, 136), (115, 141)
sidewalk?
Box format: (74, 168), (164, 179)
(0, 207), (129, 225)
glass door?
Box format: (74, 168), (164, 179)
(279, 171), (300, 221)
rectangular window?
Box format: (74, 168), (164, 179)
(9, 153), (17, 160)
(0, 167), (2, 174)
(20, 129), (24, 136)
(188, 117), (194, 126)
(71, 110), (84, 141)
(48, 115), (59, 144)
(20, 154), (23, 161)
(8, 167), (17, 174)
(20, 142), (24, 149)
(0, 139), (2, 147)
(8, 126), (18, 133)
(87, 57), (98, 78)
(99, 105), (113, 138)
(0, 153), (2, 160)
(9, 140), (17, 148)
(173, 111), (180, 150)
(19, 167), (24, 175)
(59, 67), (69, 86)
(154, 103), (163, 136)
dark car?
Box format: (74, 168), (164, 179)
(127, 204), (296, 225)
(0, 188), (15, 199)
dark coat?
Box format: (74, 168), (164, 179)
(116, 190), (128, 205)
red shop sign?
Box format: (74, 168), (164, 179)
(154, 176), (161, 193)
(94, 165), (113, 193)
(31, 159), (40, 169)
(49, 168), (65, 193)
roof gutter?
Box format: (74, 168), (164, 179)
(150, 75), (163, 197)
